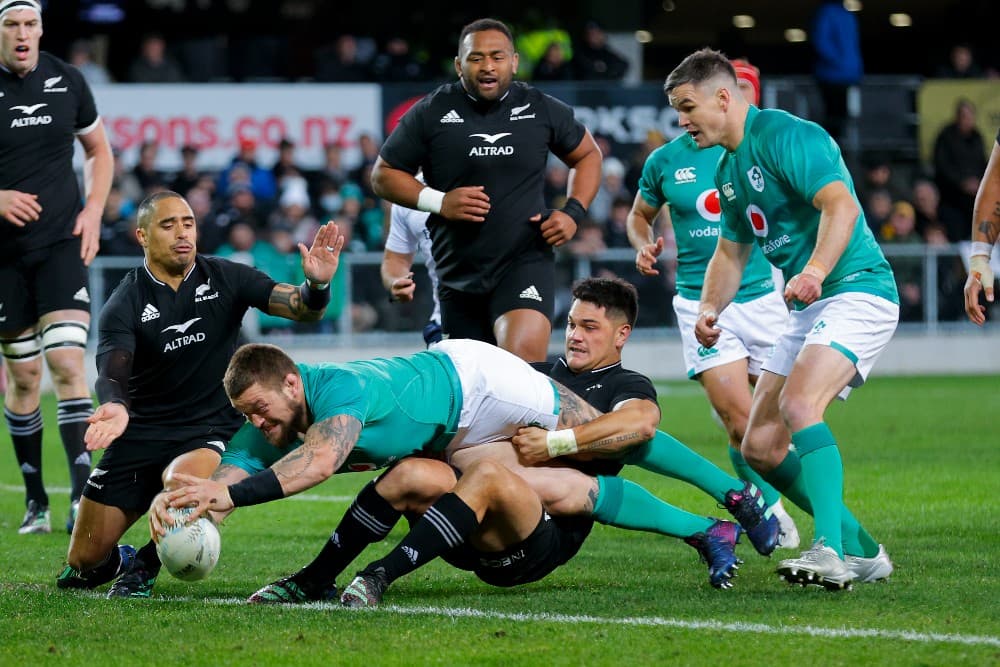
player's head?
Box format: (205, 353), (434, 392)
(225, 344), (308, 447)
(664, 48), (744, 149)
(0, 0), (43, 77)
(455, 18), (518, 103)
(731, 58), (760, 106)
(136, 191), (198, 275)
(564, 277), (638, 372)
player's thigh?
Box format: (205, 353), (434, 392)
(162, 447), (223, 490)
(38, 309), (89, 384)
(698, 359), (753, 427)
(68, 497), (141, 568)
(673, 293), (752, 379)
(743, 370), (790, 464)
(34, 238), (92, 318)
(438, 286), (494, 343)
(782, 345), (857, 429)
(493, 309), (551, 361)
(459, 459), (545, 550)
(489, 257), (554, 339)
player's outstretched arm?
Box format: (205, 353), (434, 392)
(627, 192), (667, 276)
(267, 221), (344, 321)
(965, 139), (1000, 324)
(85, 349), (134, 450)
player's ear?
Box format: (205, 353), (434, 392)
(616, 323), (632, 349)
(453, 56), (462, 78)
(135, 226), (147, 248)
(512, 51), (519, 75)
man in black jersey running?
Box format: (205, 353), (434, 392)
(55, 190), (344, 599)
(0, 0), (113, 535)
(371, 17), (602, 362)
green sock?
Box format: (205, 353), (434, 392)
(792, 423), (844, 557)
(728, 445), (781, 505)
(592, 476), (713, 538)
(763, 449), (879, 558)
(625, 430), (741, 503)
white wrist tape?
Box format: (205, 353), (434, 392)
(416, 187), (445, 215)
(971, 241), (995, 258)
(546, 429), (579, 458)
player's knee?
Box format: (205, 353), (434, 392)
(41, 321), (88, 382)
(3, 359), (42, 394)
(777, 391), (822, 430)
(379, 458), (454, 507)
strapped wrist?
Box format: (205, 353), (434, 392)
(417, 187), (445, 214)
(546, 429), (579, 458)
(227, 469), (284, 507)
(560, 197), (587, 224)
(971, 241), (995, 258)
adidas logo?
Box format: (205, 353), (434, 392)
(519, 285), (542, 302)
(73, 287), (90, 303)
(402, 545), (419, 564)
(439, 109), (464, 124)
(141, 303), (160, 322)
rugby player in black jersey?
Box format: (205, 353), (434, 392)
(371, 18), (602, 362)
(55, 191), (343, 598)
(0, 0), (113, 536)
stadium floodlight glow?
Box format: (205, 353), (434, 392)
(662, 0), (675, 11)
(844, 0), (862, 12)
(889, 13), (912, 27)
(635, 30), (653, 44)
(784, 28), (807, 43)
(732, 15), (755, 29)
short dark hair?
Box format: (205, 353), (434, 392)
(136, 190), (184, 231)
(664, 47), (736, 98)
(571, 277), (639, 327)
(224, 343), (299, 400)
(458, 18), (514, 53)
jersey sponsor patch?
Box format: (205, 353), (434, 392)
(141, 303), (160, 322)
(439, 109), (463, 123)
(510, 103), (535, 120)
(161, 317), (202, 335)
(519, 285), (542, 301)
(194, 278), (219, 302)
(746, 204), (769, 238)
(469, 132), (511, 144)
(674, 166), (697, 184)
(747, 165), (765, 192)
(695, 189), (722, 222)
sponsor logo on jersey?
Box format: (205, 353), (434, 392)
(478, 549), (527, 568)
(519, 285), (542, 301)
(468, 131), (514, 156)
(585, 383), (603, 392)
(747, 165), (765, 192)
(674, 167), (697, 184)
(162, 317), (206, 351)
(746, 204), (769, 238)
(439, 109), (464, 123)
(695, 189), (722, 223)
(721, 182), (735, 200)
(161, 317), (202, 335)
(141, 303), (160, 322)
(8, 102), (52, 128)
(688, 226), (719, 238)
(194, 278), (219, 302)
(761, 234), (791, 255)
(206, 440), (226, 452)
(73, 287), (90, 304)
(470, 132), (511, 144)
(510, 103), (535, 120)
(43, 76), (68, 93)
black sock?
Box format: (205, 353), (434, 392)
(367, 492), (479, 585)
(136, 540), (161, 575)
(5, 406), (47, 507)
(57, 398), (93, 501)
(79, 546), (124, 586)
(299, 480), (401, 587)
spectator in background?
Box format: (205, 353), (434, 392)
(911, 178), (963, 239)
(935, 43), (984, 79)
(315, 34), (371, 82)
(811, 0), (863, 143)
(514, 10), (572, 79)
(128, 33), (184, 83)
(588, 156), (630, 225)
(68, 38), (111, 85)
(110, 147), (142, 207)
(878, 201), (923, 322)
(216, 139), (277, 204)
(271, 137), (303, 183)
(862, 188), (894, 236)
(573, 21), (627, 81)
(372, 36), (428, 82)
(97, 187), (140, 258)
(169, 144), (203, 196)
(604, 197), (633, 248)
(932, 98), (987, 239)
(532, 42), (573, 81)
(131, 141), (164, 194)
(855, 152), (908, 209)
(271, 178), (320, 248)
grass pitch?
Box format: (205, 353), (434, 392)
(1, 375), (998, 665)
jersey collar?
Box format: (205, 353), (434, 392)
(557, 357), (623, 374)
(142, 257), (198, 286)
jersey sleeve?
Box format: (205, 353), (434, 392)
(220, 423), (283, 474)
(383, 205), (418, 254)
(96, 286), (137, 358)
(638, 148), (667, 209)
(307, 369), (370, 424)
(717, 167), (753, 245)
(379, 96), (430, 174)
(543, 93), (587, 157)
(69, 66), (100, 133)
(610, 371), (657, 408)
(229, 259), (279, 312)
(758, 114), (843, 203)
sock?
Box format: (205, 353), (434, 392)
(728, 445), (781, 505)
(592, 476), (713, 538)
(625, 430), (742, 503)
(78, 546), (124, 586)
(135, 540), (161, 575)
(5, 406), (47, 507)
(300, 480), (402, 587)
(57, 398), (94, 501)
(368, 492), (478, 585)
(763, 449), (880, 559)
(792, 423), (844, 557)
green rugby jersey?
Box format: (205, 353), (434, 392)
(716, 107), (898, 310)
(222, 350), (463, 474)
(639, 132), (774, 302)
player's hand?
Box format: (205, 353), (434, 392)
(165, 473), (233, 518)
(84, 402), (129, 451)
(300, 221), (344, 286)
(512, 426), (551, 465)
(148, 490), (179, 540)
(964, 254), (994, 325)
(635, 237), (665, 276)
(694, 310), (721, 348)
(441, 186), (490, 222)
(0, 189), (42, 226)
(389, 272), (416, 303)
(73, 205), (102, 266)
(783, 272), (823, 306)
(534, 210), (577, 247)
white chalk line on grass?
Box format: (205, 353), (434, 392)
(139, 595), (999, 648)
(0, 484), (353, 502)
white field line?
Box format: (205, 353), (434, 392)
(0, 484), (353, 502)
(134, 596), (999, 648)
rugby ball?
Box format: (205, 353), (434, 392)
(155, 506), (221, 582)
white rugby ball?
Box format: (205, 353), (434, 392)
(155, 507), (221, 582)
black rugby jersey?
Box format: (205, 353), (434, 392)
(0, 53), (99, 256)
(98, 255), (275, 437)
(380, 81), (585, 292)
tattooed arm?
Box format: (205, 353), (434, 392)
(266, 221), (345, 322)
(512, 381), (661, 465)
(965, 137), (1000, 324)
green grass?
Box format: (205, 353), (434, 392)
(2, 376), (999, 665)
